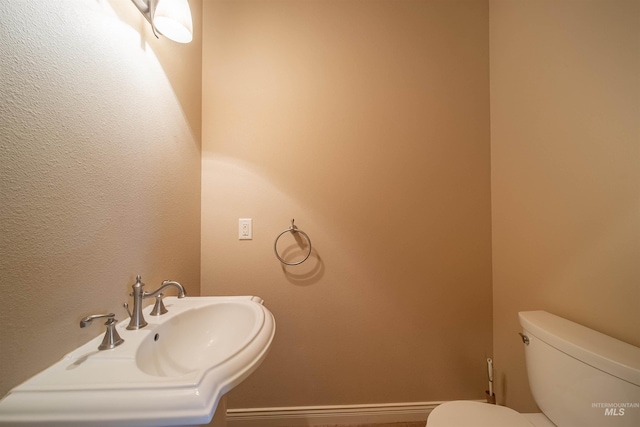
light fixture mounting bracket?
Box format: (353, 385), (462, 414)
(130, 0), (160, 39)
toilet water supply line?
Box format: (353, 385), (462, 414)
(487, 358), (495, 404)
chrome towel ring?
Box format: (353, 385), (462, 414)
(274, 219), (312, 266)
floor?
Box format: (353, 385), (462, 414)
(312, 423), (425, 427)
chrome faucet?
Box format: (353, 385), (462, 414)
(124, 275), (186, 330)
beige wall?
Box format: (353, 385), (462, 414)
(202, 0), (492, 408)
(3, 0), (633, 416)
(490, 0), (640, 411)
(0, 0), (202, 397)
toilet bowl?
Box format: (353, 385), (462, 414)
(426, 311), (640, 427)
(427, 401), (555, 427)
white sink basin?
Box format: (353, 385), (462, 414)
(136, 301), (266, 377)
(0, 296), (275, 427)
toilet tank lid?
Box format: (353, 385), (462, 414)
(519, 311), (640, 387)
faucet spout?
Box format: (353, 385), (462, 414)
(145, 280), (187, 299)
(125, 276), (186, 330)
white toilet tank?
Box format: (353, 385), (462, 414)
(519, 311), (640, 427)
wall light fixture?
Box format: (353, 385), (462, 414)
(130, 0), (193, 44)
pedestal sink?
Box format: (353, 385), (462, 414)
(0, 296), (275, 427)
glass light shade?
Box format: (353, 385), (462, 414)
(154, 0), (193, 43)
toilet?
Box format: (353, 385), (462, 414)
(427, 310), (640, 427)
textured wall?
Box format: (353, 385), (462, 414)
(202, 0), (492, 409)
(490, 0), (640, 411)
(0, 0), (202, 397)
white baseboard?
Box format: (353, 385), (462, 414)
(226, 401), (442, 427)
